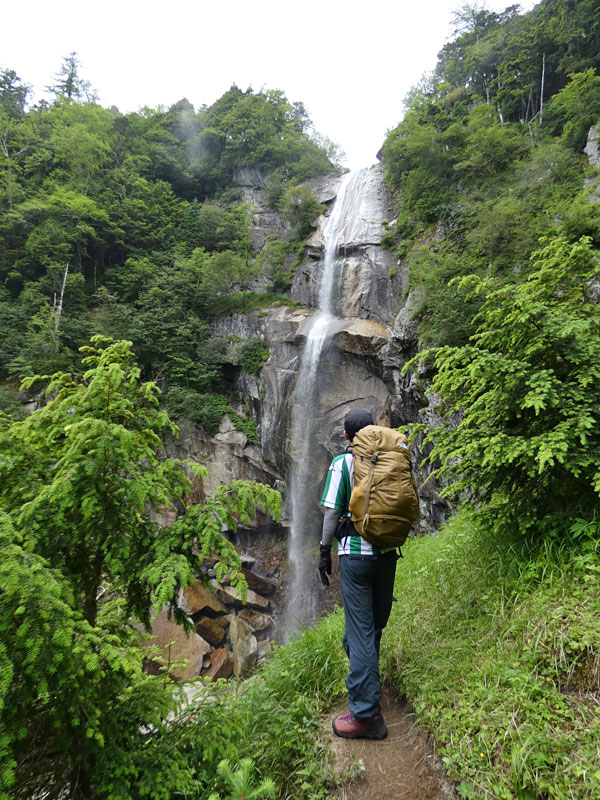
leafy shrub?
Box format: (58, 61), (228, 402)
(165, 387), (259, 444)
(405, 235), (600, 535)
(277, 186), (325, 240)
(545, 69), (600, 152)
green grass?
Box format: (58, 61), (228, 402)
(380, 509), (600, 799)
(138, 509), (600, 799)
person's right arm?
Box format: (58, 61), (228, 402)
(320, 506), (339, 547)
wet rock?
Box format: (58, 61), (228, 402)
(181, 581), (228, 617)
(257, 639), (273, 661)
(306, 172), (344, 205)
(293, 164), (400, 323)
(229, 616), (258, 678)
(242, 567), (278, 595)
(202, 647), (234, 680)
(331, 317), (391, 356)
(233, 167), (266, 187)
(240, 553), (257, 570)
(239, 608), (272, 632)
(211, 580), (270, 610)
(194, 616), (228, 646)
(146, 608), (211, 682)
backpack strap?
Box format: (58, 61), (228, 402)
(362, 453), (378, 532)
(409, 460), (421, 535)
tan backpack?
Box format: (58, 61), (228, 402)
(349, 425), (419, 548)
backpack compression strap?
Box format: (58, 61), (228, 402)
(362, 453), (378, 532)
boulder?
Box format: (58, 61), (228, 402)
(257, 639), (273, 661)
(211, 580), (270, 610)
(202, 647), (234, 680)
(331, 317), (391, 356)
(152, 504), (177, 528)
(181, 581), (228, 617)
(240, 553), (257, 570)
(215, 415), (248, 447)
(195, 616), (228, 646)
(229, 616), (258, 678)
(307, 172), (344, 205)
(584, 123), (600, 168)
(146, 608), (211, 681)
(239, 608), (272, 632)
(242, 567), (278, 595)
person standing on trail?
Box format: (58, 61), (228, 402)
(318, 408), (399, 741)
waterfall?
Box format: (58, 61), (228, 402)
(285, 168), (371, 634)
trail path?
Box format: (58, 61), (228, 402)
(326, 690), (458, 800)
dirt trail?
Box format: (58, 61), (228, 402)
(326, 689), (458, 800)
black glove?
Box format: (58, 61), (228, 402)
(319, 545), (332, 586)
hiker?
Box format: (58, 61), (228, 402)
(318, 408), (400, 741)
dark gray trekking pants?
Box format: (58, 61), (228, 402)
(339, 550), (398, 718)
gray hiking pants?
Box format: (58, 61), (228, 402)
(339, 550), (398, 718)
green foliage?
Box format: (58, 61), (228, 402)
(0, 79), (337, 387)
(208, 758), (276, 800)
(0, 383), (28, 420)
(178, 201), (253, 256)
(257, 238), (293, 292)
(201, 86), (335, 179)
(0, 511), (196, 800)
(0, 337), (281, 798)
(0, 69), (29, 118)
(405, 244), (483, 346)
(545, 69), (600, 151)
(228, 338), (270, 376)
(453, 104), (530, 183)
(405, 235), (600, 535)
(383, 110), (456, 222)
(47, 52), (95, 102)
(209, 290), (297, 315)
(199, 249), (263, 299)
(277, 186), (325, 240)
(381, 0), (599, 348)
(381, 509), (600, 799)
(165, 388), (259, 444)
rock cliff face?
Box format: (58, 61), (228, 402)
(187, 164), (448, 529)
(148, 123), (600, 648)
(160, 164), (450, 640)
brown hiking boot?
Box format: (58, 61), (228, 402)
(332, 712), (387, 740)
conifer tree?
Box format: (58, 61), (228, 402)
(0, 336), (280, 798)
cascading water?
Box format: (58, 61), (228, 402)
(285, 168), (371, 634)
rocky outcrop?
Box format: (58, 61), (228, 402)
(295, 165), (401, 324)
(157, 162), (454, 646)
(584, 123), (600, 169)
(144, 554), (278, 682)
(145, 608), (211, 681)
(202, 647), (234, 680)
(228, 615), (258, 678)
(584, 123), (600, 202)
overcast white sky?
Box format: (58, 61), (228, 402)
(2, 0), (539, 170)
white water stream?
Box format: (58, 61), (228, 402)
(285, 168), (372, 634)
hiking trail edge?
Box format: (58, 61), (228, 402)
(326, 689), (458, 800)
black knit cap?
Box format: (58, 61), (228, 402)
(344, 408), (374, 441)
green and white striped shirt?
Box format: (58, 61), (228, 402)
(320, 452), (383, 557)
